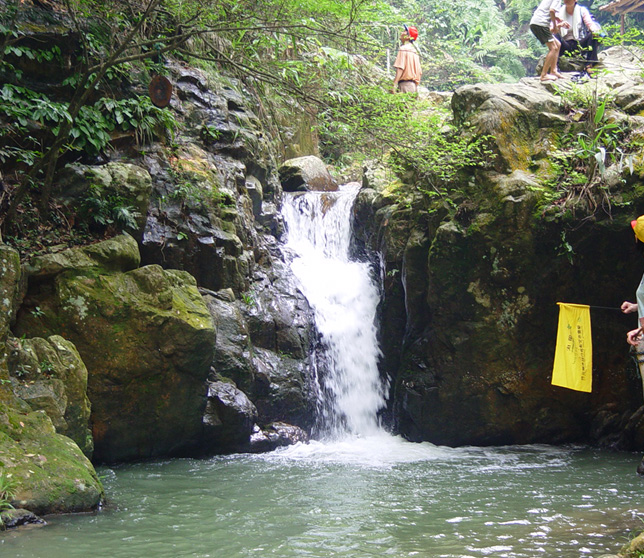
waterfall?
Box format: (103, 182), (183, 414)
(282, 183), (387, 438)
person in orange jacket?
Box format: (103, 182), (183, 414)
(392, 26), (422, 94)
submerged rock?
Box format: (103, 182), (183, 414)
(249, 422), (309, 453)
(0, 508), (46, 530)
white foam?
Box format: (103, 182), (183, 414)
(258, 433), (474, 468)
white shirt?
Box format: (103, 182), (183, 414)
(558, 4), (598, 41)
(530, 0), (562, 28)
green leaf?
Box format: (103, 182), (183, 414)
(594, 99), (606, 124)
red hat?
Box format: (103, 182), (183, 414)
(407, 26), (418, 41)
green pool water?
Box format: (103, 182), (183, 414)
(3, 435), (643, 558)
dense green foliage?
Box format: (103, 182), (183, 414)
(319, 85), (487, 190)
(0, 0), (639, 243)
(383, 0), (530, 88)
(0, 0), (388, 236)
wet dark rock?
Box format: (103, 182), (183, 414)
(251, 347), (311, 427)
(131, 61), (286, 300)
(0, 509), (46, 530)
(202, 380), (257, 451)
(245, 175), (263, 219)
(202, 267), (317, 431)
(249, 422), (309, 453)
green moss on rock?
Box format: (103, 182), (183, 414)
(15, 242), (216, 463)
(7, 335), (93, 457)
(0, 407), (103, 515)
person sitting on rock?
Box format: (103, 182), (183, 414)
(530, 0), (563, 82)
(556, 0), (602, 75)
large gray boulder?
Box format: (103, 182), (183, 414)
(279, 155), (338, 192)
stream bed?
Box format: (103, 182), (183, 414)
(3, 435), (643, 558)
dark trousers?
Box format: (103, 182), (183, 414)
(557, 34), (599, 65)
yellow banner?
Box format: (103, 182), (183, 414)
(552, 303), (592, 393)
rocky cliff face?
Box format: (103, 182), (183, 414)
(355, 47), (644, 449)
(0, 5), (321, 517)
(2, 58), (321, 465)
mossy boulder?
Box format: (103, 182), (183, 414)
(0, 405), (103, 515)
(353, 54), (644, 447)
(15, 238), (216, 463)
(23, 233), (140, 281)
(382, 173), (644, 447)
(621, 531), (644, 558)
(6, 335), (93, 457)
(451, 82), (563, 174)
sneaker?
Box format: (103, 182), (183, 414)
(571, 71), (589, 83)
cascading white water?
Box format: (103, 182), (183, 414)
(282, 183), (387, 438)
